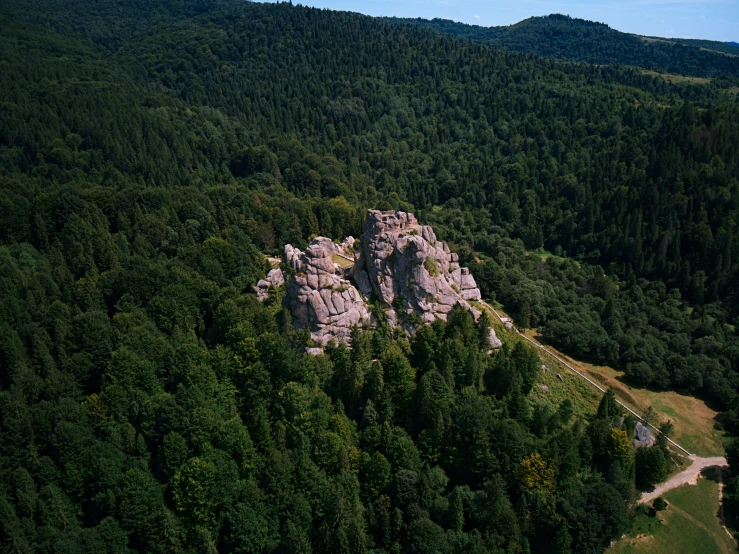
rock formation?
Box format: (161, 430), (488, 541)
(634, 422), (655, 448)
(488, 328), (503, 349)
(334, 236), (356, 257)
(352, 210), (482, 327)
(283, 237), (372, 346)
(265, 210), (486, 349)
(253, 268), (285, 302)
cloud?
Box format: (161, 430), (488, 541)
(474, 14), (480, 19)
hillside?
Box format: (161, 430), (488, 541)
(389, 14), (739, 78)
(1, 1), (738, 552)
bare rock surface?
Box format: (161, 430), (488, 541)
(279, 210), (484, 349)
(254, 268), (286, 302)
(284, 237), (372, 346)
(634, 422), (655, 448)
(335, 236), (356, 257)
(353, 210), (482, 328)
(488, 328), (503, 349)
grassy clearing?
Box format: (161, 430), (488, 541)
(559, 358), (726, 457)
(478, 302), (602, 419)
(641, 70), (711, 85)
(482, 301), (725, 456)
(528, 248), (580, 266)
(332, 253), (354, 269)
(610, 469), (735, 554)
(263, 254), (282, 267)
(528, 357), (602, 417)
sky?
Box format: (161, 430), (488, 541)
(284, 0), (739, 42)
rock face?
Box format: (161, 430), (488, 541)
(253, 268), (285, 302)
(335, 236), (356, 257)
(278, 210), (485, 348)
(352, 210), (482, 327)
(284, 237), (372, 346)
(488, 328), (503, 349)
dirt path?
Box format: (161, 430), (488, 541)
(479, 300), (696, 456)
(477, 300), (731, 511)
(640, 455), (727, 505)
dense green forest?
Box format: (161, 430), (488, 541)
(1, 1), (738, 552)
(391, 14), (739, 79)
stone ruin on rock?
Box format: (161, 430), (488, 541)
(256, 210), (502, 350)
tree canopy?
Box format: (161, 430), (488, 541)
(0, 1), (737, 552)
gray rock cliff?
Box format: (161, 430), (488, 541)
(277, 210), (485, 348)
(352, 210), (482, 327)
(253, 268), (285, 302)
(284, 237), (372, 346)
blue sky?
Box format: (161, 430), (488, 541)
(286, 0), (738, 42)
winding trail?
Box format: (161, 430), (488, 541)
(477, 299), (730, 504)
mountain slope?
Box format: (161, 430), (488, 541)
(0, 2), (738, 552)
(389, 14), (739, 78)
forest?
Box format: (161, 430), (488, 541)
(392, 14), (739, 79)
(0, 0), (738, 552)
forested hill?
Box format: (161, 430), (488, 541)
(1, 1), (739, 552)
(389, 14), (739, 78)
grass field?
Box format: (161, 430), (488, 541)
(477, 303), (601, 419)
(610, 469), (736, 554)
(529, 248), (580, 267)
(554, 356), (726, 457)
(483, 301), (726, 457)
(641, 70), (712, 85)
(526, 344), (601, 418)
(332, 253), (355, 269)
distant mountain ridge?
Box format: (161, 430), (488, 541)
(388, 14), (739, 78)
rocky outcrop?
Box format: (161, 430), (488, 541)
(284, 237), (372, 346)
(634, 422), (655, 448)
(352, 210), (482, 327)
(335, 236), (356, 257)
(488, 328), (503, 349)
(253, 268), (285, 302)
(278, 210), (485, 348)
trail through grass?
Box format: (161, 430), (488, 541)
(610, 469), (735, 554)
(486, 302), (726, 457)
(568, 360), (726, 457)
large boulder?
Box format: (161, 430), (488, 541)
(254, 268), (286, 302)
(634, 422), (655, 448)
(488, 328), (503, 349)
(284, 237), (372, 346)
(352, 210), (483, 328)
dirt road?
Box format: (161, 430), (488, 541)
(639, 455), (727, 504)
